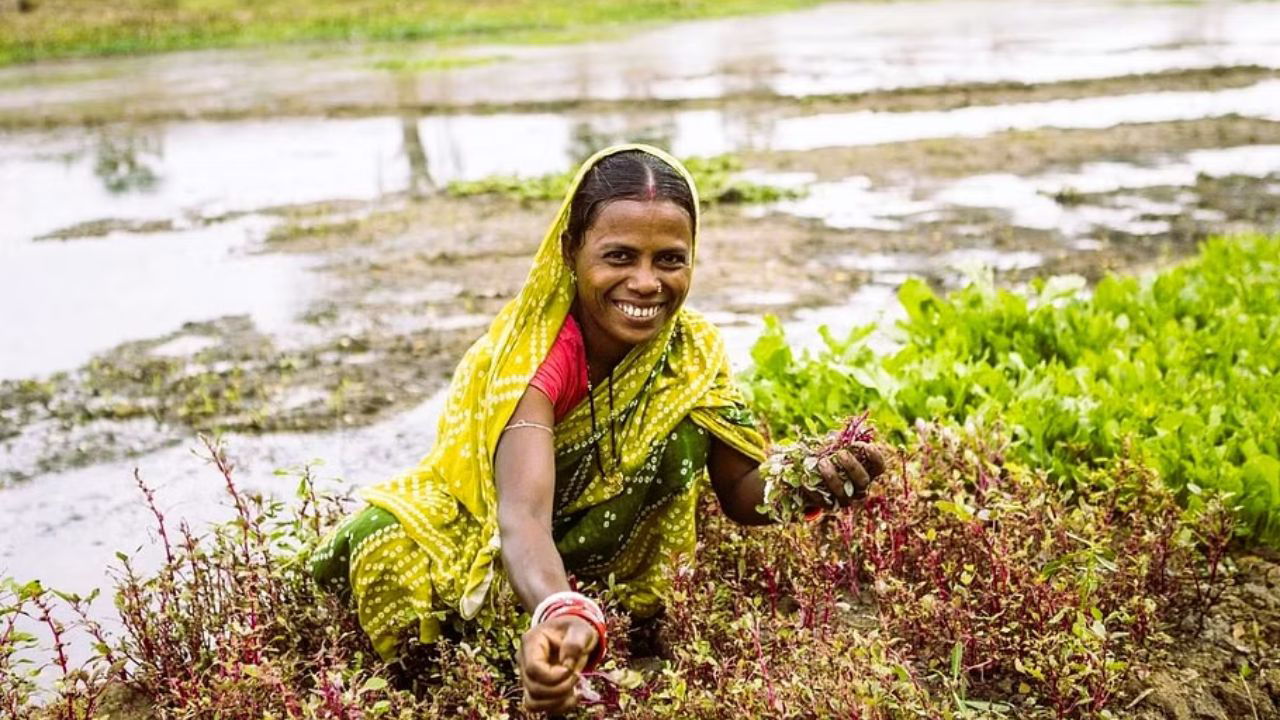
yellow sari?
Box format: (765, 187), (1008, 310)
(312, 144), (766, 659)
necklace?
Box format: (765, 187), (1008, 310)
(584, 361), (618, 479)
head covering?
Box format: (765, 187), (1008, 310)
(355, 144), (765, 651)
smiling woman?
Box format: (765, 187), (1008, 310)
(310, 145), (884, 714)
(562, 151), (695, 367)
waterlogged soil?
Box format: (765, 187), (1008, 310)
(6, 0), (1280, 128)
(744, 116), (1280, 183)
(3, 63), (1276, 129)
(5, 136), (1278, 483)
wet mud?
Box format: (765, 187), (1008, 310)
(4, 0), (1280, 128)
(5, 132), (1276, 484)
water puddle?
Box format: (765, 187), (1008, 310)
(0, 119), (407, 245)
(0, 216), (321, 378)
(932, 144), (1280, 236)
(11, 81), (1280, 248)
(0, 386), (448, 629)
(762, 80), (1280, 152)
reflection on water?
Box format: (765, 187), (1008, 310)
(1, 117), (408, 245)
(0, 216), (320, 378)
(567, 119), (677, 167)
(92, 130), (163, 194)
(7, 81), (1280, 245)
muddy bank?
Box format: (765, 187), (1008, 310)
(744, 116), (1280, 183)
(4, 64), (1276, 130)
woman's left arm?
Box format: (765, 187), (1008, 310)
(707, 438), (886, 526)
(706, 440), (772, 525)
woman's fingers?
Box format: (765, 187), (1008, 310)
(556, 616), (599, 672)
(816, 457), (853, 506)
(851, 442), (887, 480)
(524, 687), (578, 714)
(518, 626), (577, 704)
(833, 450), (872, 497)
(518, 616), (599, 713)
(818, 451), (875, 507)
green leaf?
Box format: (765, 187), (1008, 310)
(360, 676), (388, 693)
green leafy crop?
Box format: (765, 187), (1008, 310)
(742, 234), (1280, 544)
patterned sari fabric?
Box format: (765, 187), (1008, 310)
(310, 144), (767, 660)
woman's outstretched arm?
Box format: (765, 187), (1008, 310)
(495, 387), (597, 714)
(707, 440), (773, 525)
(494, 386), (570, 610)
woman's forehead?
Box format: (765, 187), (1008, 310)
(587, 199), (694, 242)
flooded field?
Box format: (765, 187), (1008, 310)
(3, 0), (1280, 639)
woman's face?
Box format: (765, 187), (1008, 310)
(570, 198), (694, 354)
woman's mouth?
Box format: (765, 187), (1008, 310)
(613, 300), (663, 321)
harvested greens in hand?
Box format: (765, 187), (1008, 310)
(758, 413), (877, 521)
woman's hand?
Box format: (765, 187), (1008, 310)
(809, 442), (886, 510)
(518, 615), (600, 714)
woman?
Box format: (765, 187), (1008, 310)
(312, 144), (883, 713)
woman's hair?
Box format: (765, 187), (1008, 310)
(562, 150), (697, 256)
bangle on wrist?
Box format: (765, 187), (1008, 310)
(531, 591), (608, 671)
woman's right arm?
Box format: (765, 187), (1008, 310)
(495, 387), (598, 714)
(494, 386), (570, 609)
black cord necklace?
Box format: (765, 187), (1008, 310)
(584, 360), (618, 479)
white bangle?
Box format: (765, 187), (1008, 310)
(502, 420), (554, 435)
(531, 591), (604, 626)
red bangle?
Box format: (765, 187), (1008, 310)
(532, 592), (609, 672)
(548, 607), (608, 672)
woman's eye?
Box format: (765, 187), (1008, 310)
(604, 250), (631, 262)
(660, 254), (688, 266)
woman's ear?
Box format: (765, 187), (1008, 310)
(560, 230), (575, 268)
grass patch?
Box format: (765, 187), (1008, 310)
(369, 54), (510, 73)
(445, 154), (806, 205)
(0, 0), (827, 67)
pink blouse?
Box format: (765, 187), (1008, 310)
(527, 314), (590, 422)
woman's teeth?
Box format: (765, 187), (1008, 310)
(616, 301), (661, 319)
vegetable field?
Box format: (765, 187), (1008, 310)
(744, 234), (1280, 544)
(5, 235), (1278, 719)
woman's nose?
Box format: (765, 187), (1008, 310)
(628, 264), (662, 295)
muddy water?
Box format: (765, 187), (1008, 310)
(8, 80), (1279, 249)
(766, 144), (1280, 239)
(0, 216), (324, 378)
(3, 0), (1280, 638)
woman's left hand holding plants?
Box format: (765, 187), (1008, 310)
(808, 441), (886, 512)
(757, 414), (888, 521)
